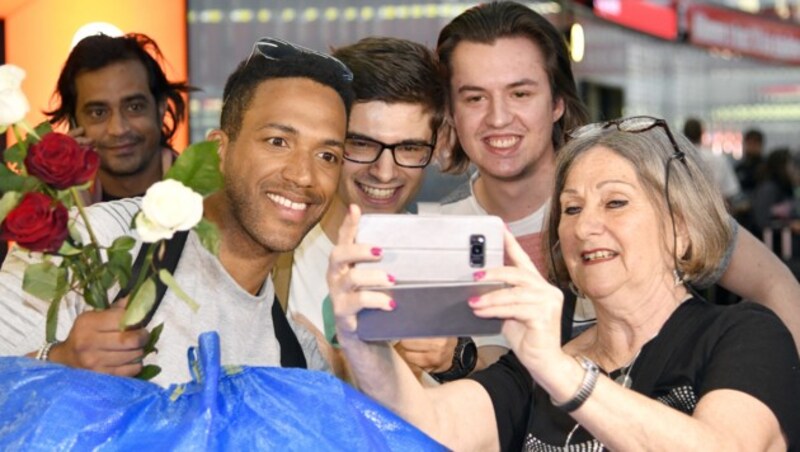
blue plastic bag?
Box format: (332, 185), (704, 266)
(0, 332), (445, 451)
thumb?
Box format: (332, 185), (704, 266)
(111, 296), (129, 310)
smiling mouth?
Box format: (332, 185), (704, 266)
(267, 193), (308, 211)
(358, 183), (399, 200)
(582, 250), (617, 262)
(484, 136), (520, 149)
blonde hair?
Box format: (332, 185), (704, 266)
(546, 126), (732, 287)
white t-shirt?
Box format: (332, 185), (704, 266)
(0, 199), (328, 387)
(287, 224), (335, 340)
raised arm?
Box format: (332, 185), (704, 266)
(328, 205), (499, 451)
(719, 226), (800, 351)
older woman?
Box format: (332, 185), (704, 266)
(327, 116), (799, 451)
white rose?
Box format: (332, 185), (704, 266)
(136, 179), (204, 243)
(0, 64), (31, 127)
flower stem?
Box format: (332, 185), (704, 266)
(69, 187), (99, 247)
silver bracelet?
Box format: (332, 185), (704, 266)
(552, 355), (600, 413)
(35, 340), (60, 361)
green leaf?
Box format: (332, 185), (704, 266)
(143, 322), (164, 356)
(45, 294), (62, 343)
(22, 262), (68, 302)
(165, 140), (223, 196)
(194, 218), (220, 256)
(135, 364), (161, 381)
(0, 191), (21, 224)
(0, 163), (26, 192)
(107, 247), (133, 289)
(56, 240), (83, 256)
(84, 278), (110, 310)
(109, 236), (136, 253)
(158, 269), (199, 311)
(121, 278), (157, 328)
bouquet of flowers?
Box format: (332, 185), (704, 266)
(0, 64), (221, 379)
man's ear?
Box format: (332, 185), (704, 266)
(157, 99), (167, 123)
(207, 129), (229, 172)
(552, 96), (566, 124)
(433, 110), (457, 168)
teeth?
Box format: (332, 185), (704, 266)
(485, 136), (519, 148)
(360, 184), (396, 200)
(267, 193), (307, 211)
(583, 250), (615, 261)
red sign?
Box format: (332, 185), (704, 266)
(688, 4), (800, 64)
(593, 0), (678, 41)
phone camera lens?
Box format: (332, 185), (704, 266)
(469, 234), (485, 268)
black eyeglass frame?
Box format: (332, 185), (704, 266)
(343, 134), (436, 169)
(564, 115), (692, 285)
(246, 36), (354, 83)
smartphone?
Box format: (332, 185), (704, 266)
(354, 214), (506, 340)
(355, 214), (504, 283)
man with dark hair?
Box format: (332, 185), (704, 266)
(737, 128), (765, 194)
(421, 1), (800, 359)
(1, 37), (354, 386)
(279, 37), (466, 381)
(45, 33), (193, 203)
(682, 117), (741, 207)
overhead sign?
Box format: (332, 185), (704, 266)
(593, 0), (678, 41)
(688, 4), (800, 64)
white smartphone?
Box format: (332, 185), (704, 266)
(355, 214), (504, 283)
(354, 214), (506, 340)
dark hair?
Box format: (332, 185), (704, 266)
(436, 1), (589, 173)
(45, 33), (194, 148)
(761, 148), (794, 193)
(682, 117), (703, 145)
(220, 53), (354, 142)
(743, 128), (764, 144)
(332, 37), (445, 137)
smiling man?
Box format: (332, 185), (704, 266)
(280, 37), (470, 381)
(45, 33), (192, 203)
(1, 38), (355, 386)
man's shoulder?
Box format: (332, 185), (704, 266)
(82, 198), (142, 243)
(439, 179), (473, 205)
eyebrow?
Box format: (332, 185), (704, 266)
(81, 93), (150, 109)
(457, 78), (540, 94)
(346, 132), (431, 145)
(264, 122), (345, 150)
(560, 179), (635, 195)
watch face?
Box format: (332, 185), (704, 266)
(461, 339), (478, 372)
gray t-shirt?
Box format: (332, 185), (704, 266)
(0, 198), (328, 387)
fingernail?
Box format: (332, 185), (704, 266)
(371, 247), (382, 256)
(387, 274), (396, 283)
(388, 299), (397, 310)
(468, 296), (481, 305)
(473, 270), (485, 281)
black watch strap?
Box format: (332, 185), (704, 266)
(430, 336), (478, 383)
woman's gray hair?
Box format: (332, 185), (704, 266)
(545, 125), (732, 287)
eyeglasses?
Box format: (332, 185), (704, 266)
(565, 116), (691, 284)
(344, 135), (435, 168)
(246, 37), (353, 83)
(567, 116), (686, 165)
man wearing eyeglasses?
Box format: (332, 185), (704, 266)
(277, 37), (471, 382)
(424, 1), (800, 360)
(1, 37), (357, 386)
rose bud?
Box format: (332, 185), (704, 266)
(25, 132), (100, 189)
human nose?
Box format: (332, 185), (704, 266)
(573, 209), (604, 240)
(367, 147), (397, 182)
(486, 97), (512, 128)
(106, 109), (130, 136)
(282, 149), (314, 187)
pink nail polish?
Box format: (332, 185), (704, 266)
(389, 299), (397, 309)
(387, 274), (396, 283)
(371, 247), (382, 256)
(468, 296), (481, 305)
(473, 270), (485, 281)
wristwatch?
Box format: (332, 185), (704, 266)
(430, 337), (478, 383)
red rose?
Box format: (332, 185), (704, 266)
(0, 192), (69, 253)
(25, 132), (99, 189)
